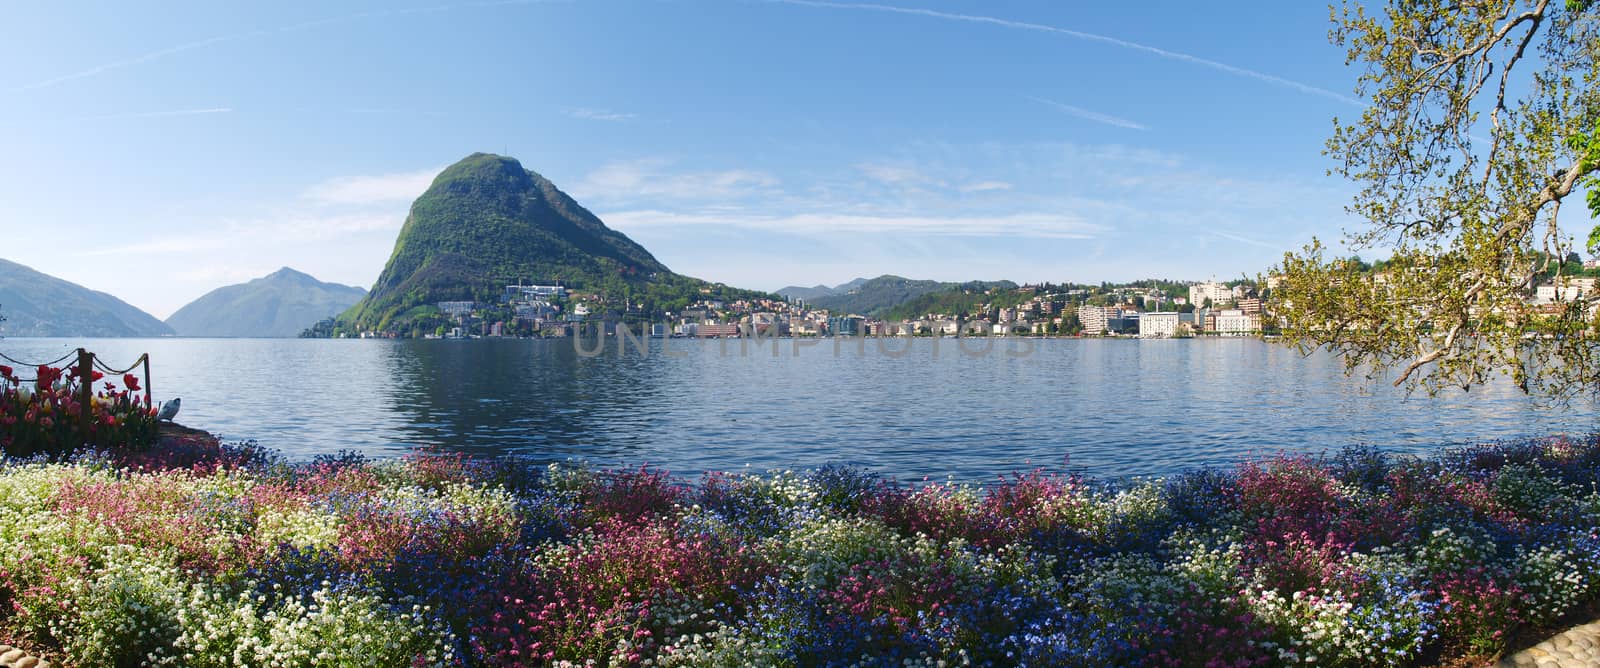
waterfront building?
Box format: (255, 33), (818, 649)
(828, 315), (864, 336)
(698, 323), (740, 338)
(1216, 309), (1262, 336)
(1107, 312), (1141, 335)
(1139, 312), (1180, 338)
(1079, 305), (1110, 334)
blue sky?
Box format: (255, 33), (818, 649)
(4, 0), (1376, 317)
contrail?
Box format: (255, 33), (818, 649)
(16, 34), (263, 92)
(79, 107), (233, 121)
(1028, 96), (1146, 131)
(1212, 230), (1279, 249)
(763, 0), (1361, 106)
(12, 1), (561, 93)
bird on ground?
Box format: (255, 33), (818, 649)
(156, 397), (181, 422)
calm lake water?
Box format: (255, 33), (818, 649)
(3, 336), (1596, 482)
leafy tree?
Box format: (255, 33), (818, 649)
(1060, 307), (1083, 335)
(1274, 0), (1600, 396)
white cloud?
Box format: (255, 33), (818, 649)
(77, 107), (233, 122)
(856, 162), (933, 186)
(302, 168), (440, 205)
(172, 263), (278, 285)
(603, 209), (1104, 239)
(77, 237), (230, 257)
(14, 2), (565, 93)
(575, 159), (780, 202)
(960, 181), (1013, 193)
(564, 107), (637, 122)
(242, 212), (403, 239)
(76, 211), (401, 260)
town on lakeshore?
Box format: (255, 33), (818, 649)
(327, 266), (1600, 342)
(373, 278), (1272, 340)
(13, 0), (1600, 666)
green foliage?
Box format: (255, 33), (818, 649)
(1275, 0), (1600, 397)
(807, 275), (980, 316)
(877, 281), (1025, 320)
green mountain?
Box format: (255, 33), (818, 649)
(807, 275), (954, 316)
(0, 258), (173, 337)
(880, 280), (1026, 320)
(340, 153), (767, 334)
(776, 277), (869, 302)
(165, 267), (366, 338)
(808, 275), (1019, 317)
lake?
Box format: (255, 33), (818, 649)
(3, 336), (1595, 482)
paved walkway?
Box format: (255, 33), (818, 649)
(0, 645), (46, 668)
(1498, 620), (1600, 667)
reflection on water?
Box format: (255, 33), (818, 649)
(3, 337), (1595, 482)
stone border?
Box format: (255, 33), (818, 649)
(1497, 620), (1600, 667)
(0, 645), (47, 668)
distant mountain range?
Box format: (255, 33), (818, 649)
(0, 258), (173, 337)
(0, 152), (1217, 339)
(775, 278), (870, 302)
(338, 153), (769, 335)
(165, 268), (367, 338)
(800, 275), (1016, 317)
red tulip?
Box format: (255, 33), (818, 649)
(123, 374), (141, 392)
(37, 365), (64, 389)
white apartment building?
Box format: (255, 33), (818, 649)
(1139, 312), (1180, 338)
(1189, 281), (1232, 307)
(1535, 277), (1600, 303)
(1215, 309), (1262, 336)
(504, 284), (566, 302)
(1079, 305), (1110, 334)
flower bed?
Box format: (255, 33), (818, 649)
(4, 434), (1600, 666)
(0, 364), (156, 459)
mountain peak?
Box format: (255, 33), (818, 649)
(431, 153), (532, 190)
(341, 153), (672, 333)
(167, 268), (366, 337)
(265, 267), (311, 281)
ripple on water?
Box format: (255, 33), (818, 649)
(4, 337), (1598, 483)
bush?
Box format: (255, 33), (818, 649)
(2, 437), (1600, 665)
